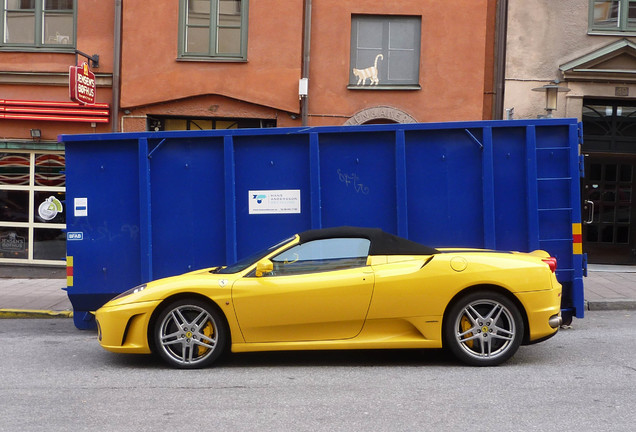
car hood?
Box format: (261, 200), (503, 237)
(100, 267), (239, 308)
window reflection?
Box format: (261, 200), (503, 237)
(3, 0), (75, 46)
(0, 153), (30, 185)
(34, 228), (66, 260)
(0, 150), (66, 263)
(0, 190), (29, 222)
(35, 154), (65, 187)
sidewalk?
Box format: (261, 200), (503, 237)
(0, 277), (71, 318)
(0, 265), (635, 318)
(583, 264), (636, 311)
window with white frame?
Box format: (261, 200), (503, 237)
(0, 150), (66, 264)
(1, 0), (75, 48)
(589, 0), (636, 33)
(349, 15), (421, 88)
(179, 0), (248, 60)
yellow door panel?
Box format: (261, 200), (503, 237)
(232, 267), (374, 343)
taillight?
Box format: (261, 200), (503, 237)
(542, 257), (557, 273)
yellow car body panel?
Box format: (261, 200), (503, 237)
(232, 266), (374, 342)
(95, 230), (562, 364)
(96, 300), (159, 354)
(96, 272), (246, 352)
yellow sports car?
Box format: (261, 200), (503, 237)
(95, 226), (562, 368)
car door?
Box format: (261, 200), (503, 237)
(232, 237), (375, 343)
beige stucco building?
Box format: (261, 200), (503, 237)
(505, 0), (636, 264)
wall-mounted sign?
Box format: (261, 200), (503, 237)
(249, 190), (301, 214)
(69, 62), (96, 105)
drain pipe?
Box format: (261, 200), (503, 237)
(493, 0), (508, 120)
(300, 0), (311, 126)
(111, 0), (123, 131)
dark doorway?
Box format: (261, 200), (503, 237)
(582, 99), (636, 264)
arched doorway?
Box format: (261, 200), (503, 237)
(344, 106), (416, 125)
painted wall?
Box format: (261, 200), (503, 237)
(120, 1), (303, 114)
(308, 0), (493, 125)
(120, 0), (496, 127)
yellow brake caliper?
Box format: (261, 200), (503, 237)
(460, 316), (474, 349)
(196, 322), (215, 356)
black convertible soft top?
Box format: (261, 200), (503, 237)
(298, 226), (439, 256)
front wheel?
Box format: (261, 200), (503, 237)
(153, 298), (227, 369)
(444, 291), (524, 366)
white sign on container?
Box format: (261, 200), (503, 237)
(248, 190), (301, 214)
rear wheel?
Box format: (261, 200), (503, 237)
(444, 291), (524, 366)
(153, 298), (226, 369)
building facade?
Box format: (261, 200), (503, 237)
(120, 0), (497, 131)
(0, 0), (113, 272)
(504, 0), (636, 264)
(1, 0), (498, 271)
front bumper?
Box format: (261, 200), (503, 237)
(95, 300), (160, 354)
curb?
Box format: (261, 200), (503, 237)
(585, 300), (636, 311)
(0, 309), (73, 319)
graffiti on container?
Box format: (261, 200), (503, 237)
(337, 169), (369, 195)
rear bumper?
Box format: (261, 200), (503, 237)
(516, 282), (562, 343)
(522, 312), (562, 345)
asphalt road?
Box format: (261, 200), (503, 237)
(1, 311), (635, 431)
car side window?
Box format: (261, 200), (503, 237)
(267, 238), (371, 276)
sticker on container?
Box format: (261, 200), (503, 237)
(38, 196), (63, 221)
(74, 198), (88, 217)
(249, 190), (301, 214)
(67, 232), (84, 241)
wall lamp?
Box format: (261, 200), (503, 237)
(30, 129), (41, 140)
(531, 82), (570, 118)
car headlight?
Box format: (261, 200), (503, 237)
(111, 284), (147, 301)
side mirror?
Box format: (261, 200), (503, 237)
(255, 259), (273, 277)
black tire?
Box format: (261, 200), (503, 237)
(444, 291), (524, 366)
(153, 298), (227, 369)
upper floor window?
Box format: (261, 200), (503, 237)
(1, 0), (75, 48)
(349, 15), (421, 89)
(589, 0), (636, 33)
(179, 0), (248, 60)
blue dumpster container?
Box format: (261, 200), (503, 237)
(60, 119), (586, 329)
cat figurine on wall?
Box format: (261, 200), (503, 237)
(353, 54), (383, 86)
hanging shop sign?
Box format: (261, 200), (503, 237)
(69, 62), (96, 105)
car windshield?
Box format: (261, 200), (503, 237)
(214, 236), (296, 274)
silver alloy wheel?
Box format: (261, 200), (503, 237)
(158, 303), (219, 367)
(453, 299), (516, 361)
